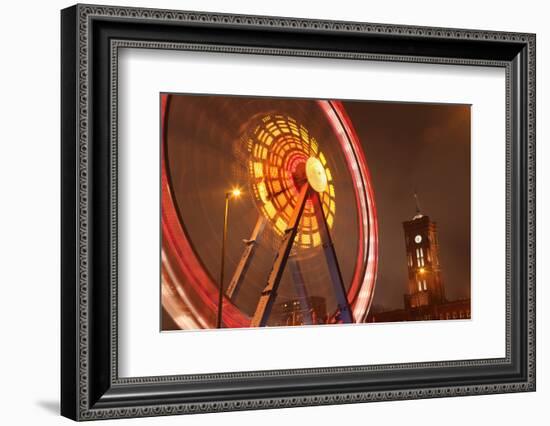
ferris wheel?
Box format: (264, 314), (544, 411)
(161, 95), (378, 329)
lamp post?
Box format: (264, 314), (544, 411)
(217, 187), (241, 329)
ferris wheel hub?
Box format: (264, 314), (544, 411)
(306, 157), (328, 193)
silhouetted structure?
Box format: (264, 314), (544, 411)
(272, 296), (327, 326)
(367, 194), (470, 323)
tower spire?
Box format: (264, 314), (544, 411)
(413, 190), (423, 219)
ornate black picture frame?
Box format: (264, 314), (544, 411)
(61, 4), (536, 421)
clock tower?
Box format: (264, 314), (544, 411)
(402, 193), (446, 309)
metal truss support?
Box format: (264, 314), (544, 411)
(250, 184), (310, 327)
(288, 254), (313, 325)
(225, 216), (267, 300)
(311, 191), (354, 323)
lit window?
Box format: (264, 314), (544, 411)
(423, 280), (427, 291)
(416, 247), (425, 267)
(417, 281), (422, 292)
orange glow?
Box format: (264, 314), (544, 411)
(247, 114), (336, 248)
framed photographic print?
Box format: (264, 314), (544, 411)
(61, 4), (536, 421)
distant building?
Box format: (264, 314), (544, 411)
(367, 194), (470, 323)
(367, 298), (471, 322)
(272, 296), (327, 326)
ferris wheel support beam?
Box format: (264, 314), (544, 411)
(250, 184), (310, 327)
(311, 191), (354, 323)
(225, 216), (267, 301)
(288, 255), (313, 325)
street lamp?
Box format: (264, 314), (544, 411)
(217, 187), (241, 329)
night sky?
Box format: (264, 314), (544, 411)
(343, 101), (471, 309)
(165, 96), (470, 319)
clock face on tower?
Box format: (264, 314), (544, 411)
(414, 235), (422, 244)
